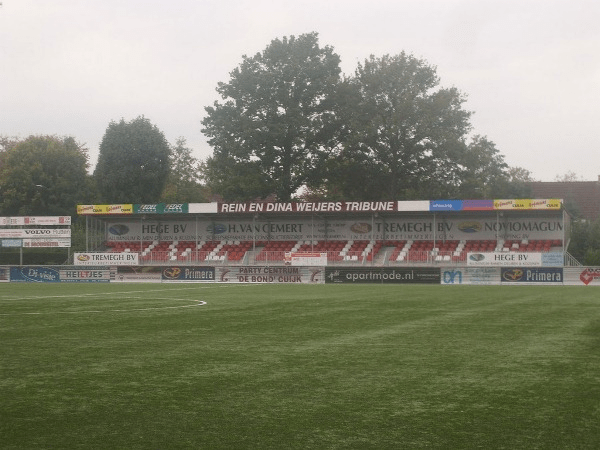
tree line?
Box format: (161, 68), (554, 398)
(0, 119), (205, 217)
(1, 32), (534, 216)
(4, 32), (597, 263)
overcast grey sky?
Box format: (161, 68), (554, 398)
(1, 0), (598, 182)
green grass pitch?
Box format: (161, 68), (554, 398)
(1, 283), (599, 449)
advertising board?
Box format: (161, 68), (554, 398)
(0, 229), (71, 239)
(114, 266), (162, 283)
(59, 269), (110, 283)
(0, 216), (71, 225)
(216, 266), (324, 283)
(1, 239), (22, 247)
(500, 267), (563, 284)
(0, 267), (9, 282)
(494, 199), (561, 210)
(467, 252), (541, 267)
(161, 266), (215, 282)
(10, 266), (60, 282)
(325, 267), (440, 284)
(564, 267), (600, 286)
(105, 214), (564, 244)
(440, 267), (499, 285)
(74, 252), (139, 266)
(467, 252), (563, 268)
(134, 204), (189, 214)
(23, 238), (71, 248)
(284, 252), (327, 266)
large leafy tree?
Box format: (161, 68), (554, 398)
(160, 137), (207, 203)
(95, 116), (170, 203)
(325, 53), (473, 200)
(202, 32), (342, 201)
(0, 135), (92, 215)
(457, 135), (509, 198)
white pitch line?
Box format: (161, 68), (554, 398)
(0, 299), (207, 315)
(0, 286), (217, 302)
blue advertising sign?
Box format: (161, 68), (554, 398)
(10, 266), (60, 282)
(541, 252), (564, 267)
(1, 239), (22, 248)
(430, 200), (463, 211)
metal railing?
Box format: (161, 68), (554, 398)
(563, 252), (582, 267)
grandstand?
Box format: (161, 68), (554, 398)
(77, 199), (568, 267)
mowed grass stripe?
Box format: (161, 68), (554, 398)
(1, 284), (599, 449)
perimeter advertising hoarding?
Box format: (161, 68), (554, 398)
(23, 238), (71, 248)
(106, 214), (564, 243)
(0, 229), (71, 239)
(500, 267), (563, 284)
(440, 267), (499, 285)
(161, 266), (215, 282)
(564, 267), (600, 286)
(494, 199), (561, 210)
(429, 200), (463, 211)
(10, 266), (60, 282)
(0, 267), (10, 282)
(0, 216), (71, 225)
(77, 205), (133, 215)
(216, 266), (324, 283)
(134, 204), (189, 214)
(462, 200), (494, 211)
(59, 269), (110, 283)
(1, 239), (22, 247)
(284, 252), (327, 266)
(9, 267), (110, 283)
(325, 267), (440, 284)
(114, 266), (162, 283)
(74, 252), (139, 266)
(466, 252), (563, 267)
(218, 201), (398, 214)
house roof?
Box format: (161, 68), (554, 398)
(529, 179), (600, 221)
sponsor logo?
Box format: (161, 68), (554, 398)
(108, 224), (129, 236)
(77, 254), (90, 261)
(502, 268), (562, 282)
(164, 204), (184, 213)
(64, 271), (106, 279)
(469, 253), (485, 262)
(503, 269), (524, 281)
(24, 229), (50, 235)
(350, 223), (371, 234)
(495, 200), (514, 208)
(139, 204), (158, 213)
(458, 221), (482, 233)
(207, 223), (227, 234)
(443, 270), (463, 284)
(163, 267), (182, 279)
(11, 267), (60, 282)
(580, 268), (600, 285)
(531, 200), (550, 208)
(220, 269), (231, 282)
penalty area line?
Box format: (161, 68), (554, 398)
(0, 300), (207, 315)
